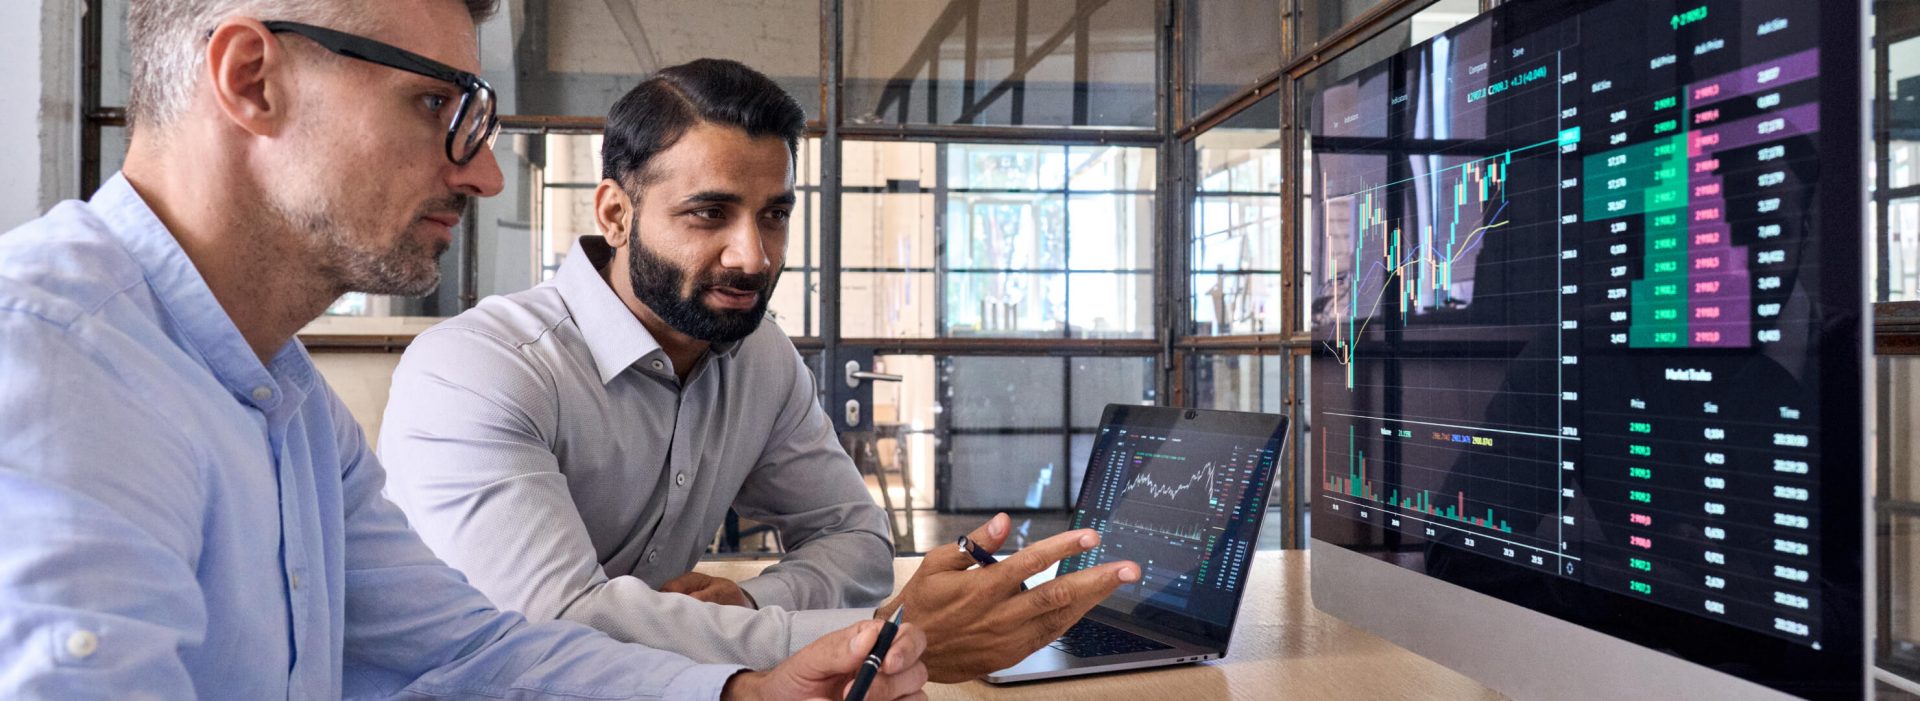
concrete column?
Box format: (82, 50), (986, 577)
(0, 0), (78, 230)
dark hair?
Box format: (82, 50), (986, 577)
(600, 59), (807, 191)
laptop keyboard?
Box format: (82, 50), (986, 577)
(1047, 618), (1174, 658)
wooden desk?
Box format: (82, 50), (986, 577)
(697, 550), (1506, 700)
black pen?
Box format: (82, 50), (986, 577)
(956, 534), (1027, 591)
(844, 605), (903, 701)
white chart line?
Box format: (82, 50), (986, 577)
(1323, 411), (1579, 442)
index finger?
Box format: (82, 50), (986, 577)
(987, 528), (1101, 587)
(1014, 560), (1138, 621)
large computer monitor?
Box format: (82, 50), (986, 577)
(1306, 0), (1866, 698)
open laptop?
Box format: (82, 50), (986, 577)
(987, 404), (1289, 683)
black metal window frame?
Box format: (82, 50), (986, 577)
(73, 0), (1580, 558)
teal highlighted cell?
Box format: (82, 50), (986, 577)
(1559, 127), (1581, 146)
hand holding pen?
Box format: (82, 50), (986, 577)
(843, 606), (905, 701)
(869, 513), (1140, 683)
(956, 534), (1027, 591)
(719, 609), (926, 701)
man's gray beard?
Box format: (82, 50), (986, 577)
(273, 198), (444, 298)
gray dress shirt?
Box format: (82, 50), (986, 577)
(378, 236), (892, 670)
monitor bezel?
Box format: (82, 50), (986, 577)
(1303, 0), (1867, 698)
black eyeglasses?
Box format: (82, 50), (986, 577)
(258, 21), (500, 166)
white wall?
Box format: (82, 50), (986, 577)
(0, 0), (77, 231)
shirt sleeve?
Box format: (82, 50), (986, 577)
(331, 389), (747, 699)
(730, 348), (896, 613)
(0, 312), (207, 699)
(377, 327), (866, 671)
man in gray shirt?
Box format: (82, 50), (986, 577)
(379, 59), (1141, 682)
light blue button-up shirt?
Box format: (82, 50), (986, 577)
(0, 174), (743, 699)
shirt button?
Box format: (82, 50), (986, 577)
(647, 549), (659, 564)
(290, 572), (302, 590)
(675, 472), (687, 486)
(251, 386), (273, 402)
(650, 359), (666, 371)
(66, 630), (98, 658)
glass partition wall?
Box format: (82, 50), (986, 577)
(75, 4), (1920, 686)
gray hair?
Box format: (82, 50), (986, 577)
(127, 0), (498, 132)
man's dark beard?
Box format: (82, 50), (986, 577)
(627, 234), (776, 344)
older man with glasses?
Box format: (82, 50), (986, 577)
(0, 2), (926, 699)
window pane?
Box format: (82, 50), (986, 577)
(947, 194), (1066, 271)
(1069, 357), (1157, 427)
(1067, 146), (1157, 192)
(843, 0), (1157, 128)
(1887, 36), (1920, 191)
(843, 192), (936, 270)
(1191, 196), (1282, 270)
(1189, 354), (1284, 413)
(1889, 35), (1920, 302)
(945, 356), (1072, 511)
(101, 0), (130, 108)
(467, 131), (544, 310)
(945, 272), (1065, 336)
(1295, 0), (1477, 60)
(1889, 197), (1920, 303)
(948, 356), (1065, 429)
(949, 144), (1068, 190)
(538, 133), (604, 282)
(765, 271), (816, 340)
(1183, 0), (1283, 120)
(843, 142), (1154, 339)
(1194, 94), (1281, 193)
(949, 434), (1071, 509)
(1193, 94), (1281, 336)
(97, 126), (128, 196)
(487, 0), (822, 119)
(842, 272), (936, 337)
(1191, 272), (1282, 335)
(768, 181), (821, 338)
(844, 141), (938, 188)
(1295, 0), (1381, 57)
(1066, 193), (1155, 271)
(873, 355), (939, 511)
(1068, 272), (1152, 338)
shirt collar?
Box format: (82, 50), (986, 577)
(93, 173), (317, 413)
(553, 236), (745, 386)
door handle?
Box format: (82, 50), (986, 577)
(844, 361), (903, 388)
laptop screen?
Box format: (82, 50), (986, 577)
(1058, 405), (1288, 639)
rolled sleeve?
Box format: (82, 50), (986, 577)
(730, 351), (896, 612)
(380, 327), (838, 669)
